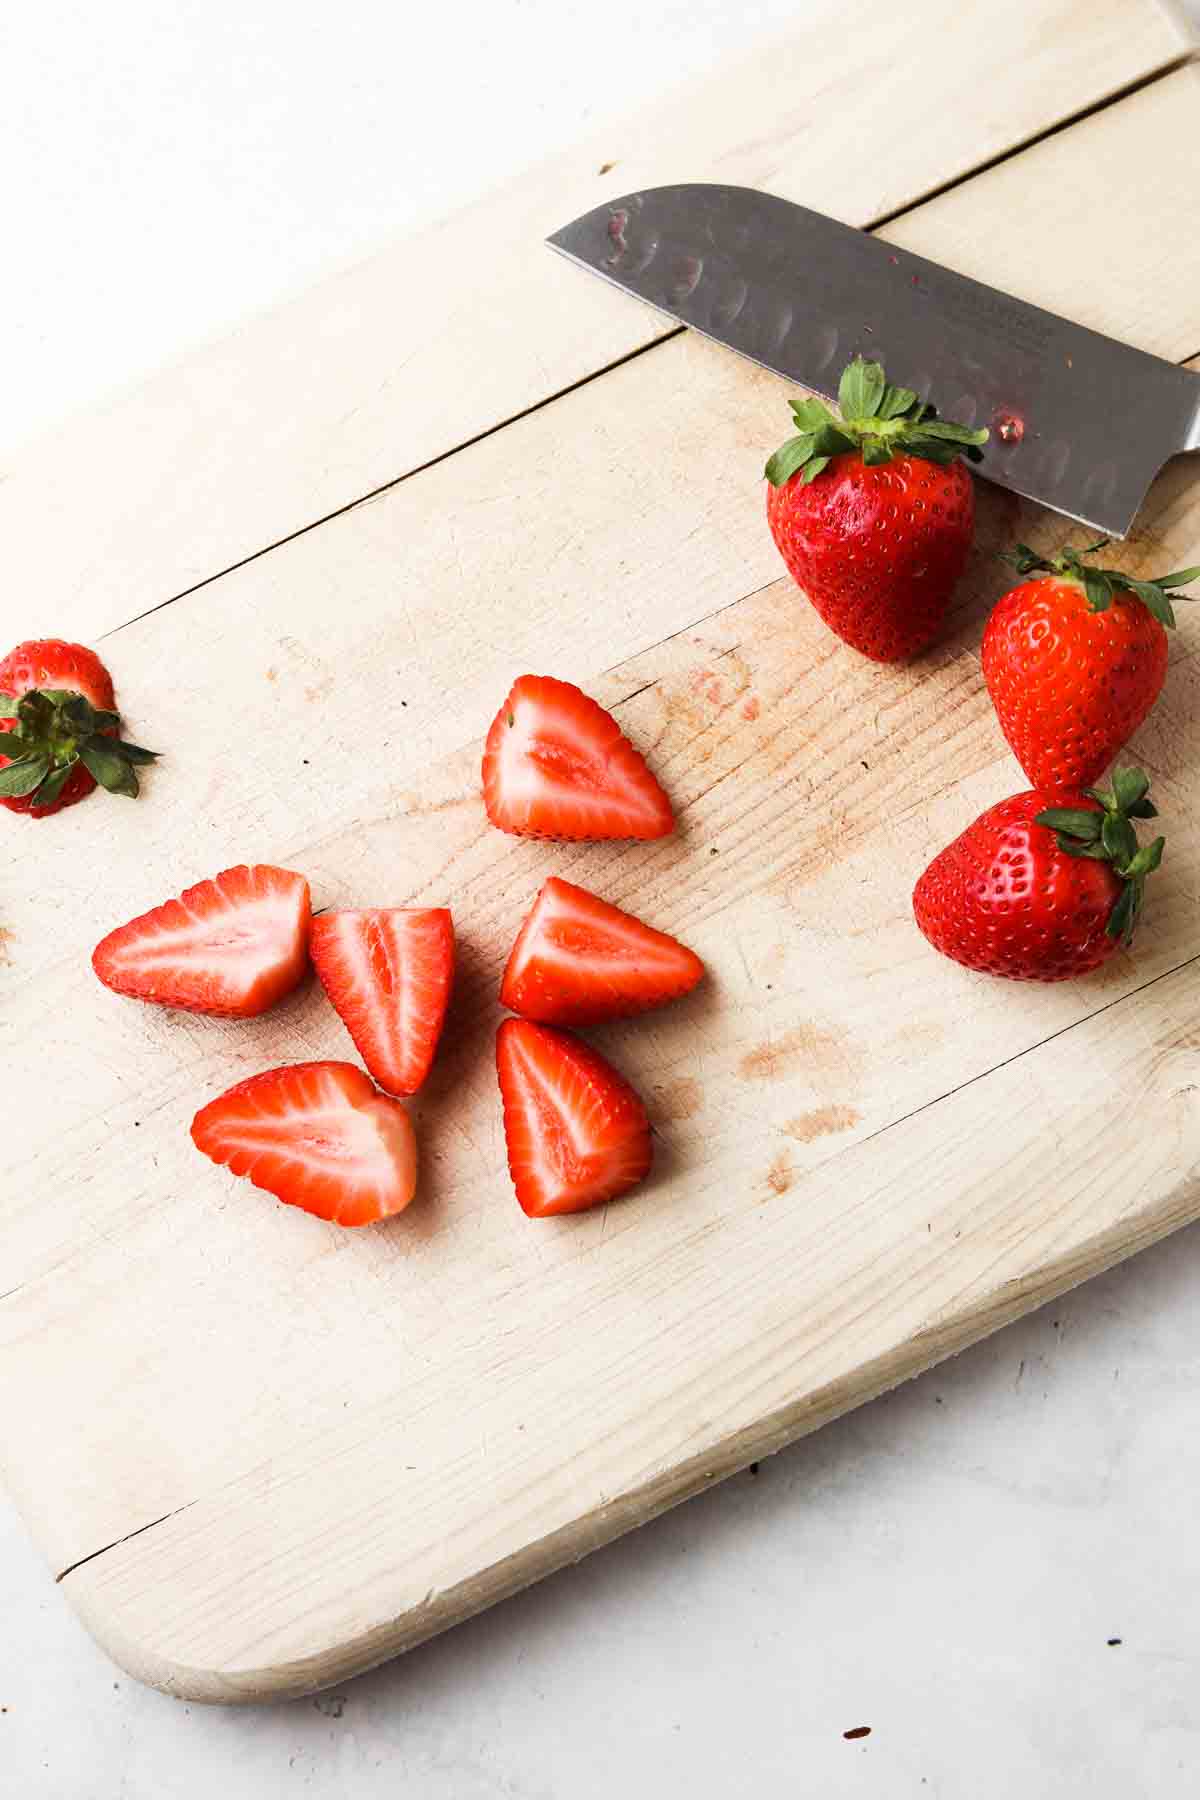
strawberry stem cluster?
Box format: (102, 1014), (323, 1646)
(765, 356), (989, 488)
(1035, 768), (1164, 945)
(0, 687), (156, 807)
(1004, 539), (1200, 629)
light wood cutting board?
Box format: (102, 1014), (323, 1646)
(2, 0), (1198, 1704)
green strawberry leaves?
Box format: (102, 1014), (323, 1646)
(0, 753), (51, 798)
(1035, 767), (1165, 947)
(0, 685), (158, 808)
(1100, 811), (1137, 866)
(764, 436), (818, 487)
(79, 740), (141, 797)
(838, 357), (886, 421)
(1107, 767), (1155, 816)
(875, 383), (918, 421)
(1035, 806), (1104, 842)
(1106, 884), (1138, 945)
(790, 397), (838, 433)
(765, 356), (989, 487)
(1003, 540), (1200, 630)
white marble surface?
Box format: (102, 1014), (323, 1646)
(3, 3), (1199, 1793)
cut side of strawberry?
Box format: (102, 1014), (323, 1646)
(191, 1061), (417, 1226)
(501, 876), (703, 1024)
(482, 674), (674, 840)
(93, 864), (311, 1017)
(310, 907), (455, 1096)
(496, 1018), (652, 1217)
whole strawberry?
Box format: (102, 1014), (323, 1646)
(0, 639), (156, 816)
(765, 356), (988, 662)
(913, 768), (1163, 981)
(983, 541), (1199, 790)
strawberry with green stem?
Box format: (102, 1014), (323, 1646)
(0, 639), (156, 816)
(912, 766), (1165, 981)
(766, 357), (988, 662)
(983, 540), (1200, 790)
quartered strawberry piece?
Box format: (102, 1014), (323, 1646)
(92, 863), (311, 1017)
(310, 907), (455, 1096)
(191, 1060), (418, 1226)
(482, 674), (673, 840)
(500, 876), (703, 1024)
(496, 1017), (652, 1216)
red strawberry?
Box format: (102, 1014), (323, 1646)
(310, 907), (455, 1095)
(191, 1061), (417, 1226)
(93, 864), (311, 1016)
(500, 876), (703, 1024)
(912, 769), (1163, 982)
(0, 638), (156, 816)
(765, 357), (987, 662)
(983, 541), (1199, 790)
(496, 1018), (652, 1216)
(482, 674), (673, 840)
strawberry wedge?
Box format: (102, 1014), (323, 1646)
(482, 674), (673, 840)
(92, 864), (310, 1017)
(496, 1018), (652, 1216)
(310, 907), (455, 1096)
(501, 876), (703, 1024)
(191, 1061), (417, 1226)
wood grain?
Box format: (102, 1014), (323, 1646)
(0, 0), (1188, 645)
(64, 954), (1200, 1699)
(2, 21), (1199, 1706)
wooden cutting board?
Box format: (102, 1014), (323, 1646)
(2, 0), (1197, 1704)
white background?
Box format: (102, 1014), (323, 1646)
(3, 3), (1200, 1794)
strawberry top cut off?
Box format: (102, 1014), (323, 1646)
(482, 674), (673, 840)
(0, 638), (156, 817)
(765, 357), (988, 662)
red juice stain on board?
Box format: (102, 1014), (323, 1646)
(994, 411), (1025, 445)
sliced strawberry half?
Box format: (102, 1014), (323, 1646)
(93, 863), (311, 1017)
(482, 674), (673, 840)
(191, 1061), (417, 1226)
(500, 876), (703, 1024)
(310, 907), (455, 1096)
(496, 1018), (652, 1217)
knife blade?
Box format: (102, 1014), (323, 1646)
(547, 184), (1200, 537)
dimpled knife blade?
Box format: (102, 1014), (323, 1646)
(548, 184), (1200, 537)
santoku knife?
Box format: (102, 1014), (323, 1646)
(548, 184), (1200, 538)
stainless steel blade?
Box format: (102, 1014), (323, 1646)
(548, 185), (1200, 537)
